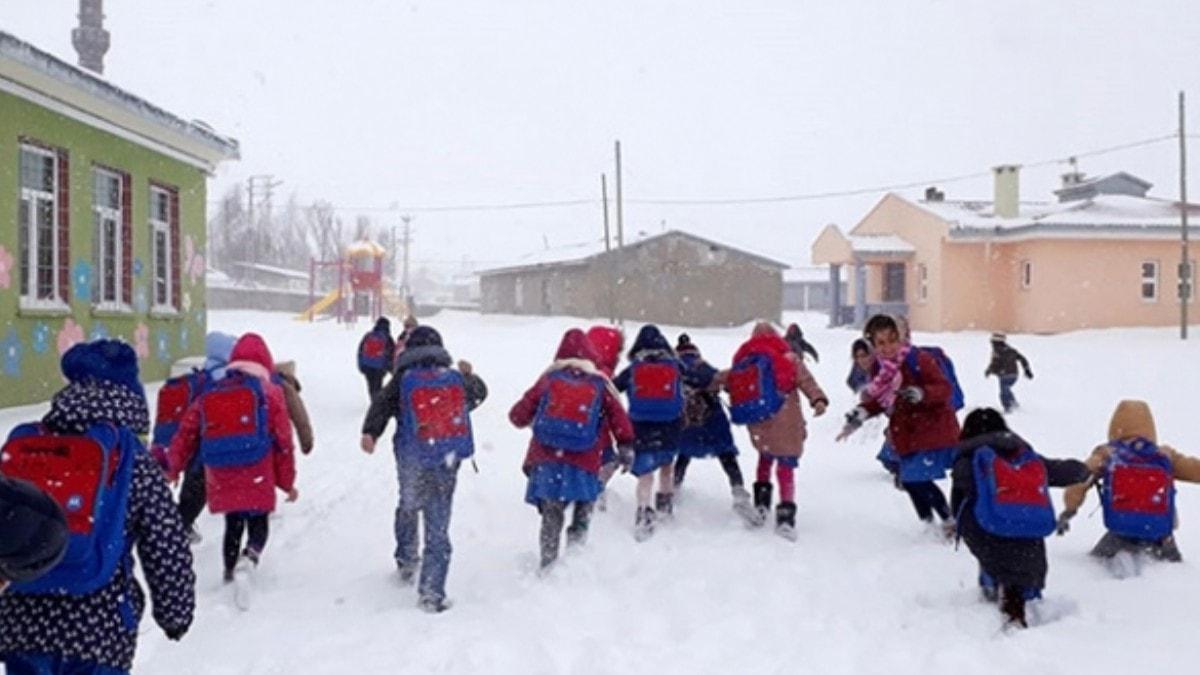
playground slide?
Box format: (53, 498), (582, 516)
(295, 289), (341, 321)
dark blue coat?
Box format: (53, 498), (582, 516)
(678, 353), (736, 457)
(614, 326), (682, 454)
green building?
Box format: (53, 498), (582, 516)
(0, 31), (239, 407)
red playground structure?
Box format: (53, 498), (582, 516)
(299, 240), (397, 323)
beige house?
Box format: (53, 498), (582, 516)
(813, 168), (1200, 333)
(479, 230), (787, 327)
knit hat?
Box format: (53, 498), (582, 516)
(403, 316), (419, 331)
(60, 339), (144, 400)
(374, 317), (392, 334)
(204, 332), (237, 372)
(0, 476), (69, 584)
(675, 333), (700, 355)
(990, 332), (1007, 343)
(405, 325), (443, 349)
(1108, 400), (1157, 444)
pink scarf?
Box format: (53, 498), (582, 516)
(860, 343), (910, 409)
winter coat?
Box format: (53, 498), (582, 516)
(361, 345), (489, 444)
(679, 352), (737, 456)
(726, 328), (828, 458)
(1062, 400), (1200, 517)
(586, 326), (624, 378)
(862, 348), (960, 457)
(357, 323), (396, 375)
(614, 326), (684, 454)
(276, 361), (314, 455)
(985, 343), (1031, 379)
(0, 379), (194, 671)
(167, 336), (297, 514)
(951, 431), (1089, 590)
(847, 364), (871, 394)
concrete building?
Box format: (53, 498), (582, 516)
(480, 230), (788, 327)
(812, 167), (1200, 334)
(783, 265), (846, 312)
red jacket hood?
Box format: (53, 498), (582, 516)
(586, 326), (623, 376)
(556, 329), (600, 364)
(229, 333), (276, 373)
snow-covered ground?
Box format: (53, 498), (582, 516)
(4, 310), (1198, 674)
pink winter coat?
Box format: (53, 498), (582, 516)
(167, 334), (296, 514)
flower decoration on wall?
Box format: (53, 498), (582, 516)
(184, 236), (206, 284)
(155, 329), (171, 363)
(134, 286), (150, 314)
(31, 322), (51, 354)
(89, 322), (110, 341)
(182, 292), (192, 313)
(0, 245), (14, 290)
(133, 323), (150, 359)
(133, 257), (144, 278)
(73, 260), (93, 302)
(57, 318), (84, 356)
(2, 328), (23, 377)
(179, 325), (190, 351)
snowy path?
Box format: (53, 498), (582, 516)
(7, 310), (1195, 673)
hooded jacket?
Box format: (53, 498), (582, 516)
(585, 325), (623, 378)
(511, 329), (635, 475)
(985, 341), (1031, 379)
(357, 318), (396, 374)
(275, 361), (314, 455)
(204, 331), (237, 379)
(1062, 400), (1200, 516)
(613, 325), (684, 453)
(167, 333), (296, 514)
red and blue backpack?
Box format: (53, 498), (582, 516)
(0, 422), (134, 595)
(533, 371), (605, 451)
(626, 359), (685, 422)
(904, 345), (965, 411)
(1101, 438), (1176, 541)
(399, 366), (475, 467)
(198, 373), (271, 469)
(152, 369), (210, 449)
(727, 354), (785, 425)
(972, 444), (1056, 538)
(359, 332), (390, 371)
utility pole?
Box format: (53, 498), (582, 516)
(400, 215), (413, 312)
(1181, 91), (1191, 340)
(246, 177), (255, 266)
(602, 173), (614, 322)
(246, 174), (282, 267)
(614, 141), (624, 248)
(602, 173), (611, 253)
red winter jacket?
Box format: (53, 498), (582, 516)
(863, 348), (960, 457)
(167, 334), (296, 514)
(731, 331), (799, 393)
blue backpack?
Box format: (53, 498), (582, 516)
(905, 346), (965, 411)
(1101, 438), (1176, 541)
(726, 354), (785, 425)
(0, 422), (134, 595)
(626, 359), (685, 422)
(359, 332), (390, 371)
(152, 369), (210, 448)
(972, 445), (1056, 538)
(400, 366), (475, 467)
(198, 373), (271, 469)
(533, 371), (605, 452)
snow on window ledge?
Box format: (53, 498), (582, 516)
(18, 297), (70, 316)
(91, 302), (133, 317)
(150, 306), (182, 320)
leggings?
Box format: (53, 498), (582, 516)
(674, 453), (744, 488)
(178, 466), (207, 530)
(756, 455), (795, 503)
(902, 481), (950, 522)
(223, 513), (269, 571)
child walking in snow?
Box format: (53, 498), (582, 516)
(1, 340), (195, 672)
(984, 333), (1032, 413)
(360, 326), (488, 612)
(1057, 400), (1200, 567)
(358, 317), (397, 400)
(586, 324), (624, 509)
(167, 333), (298, 600)
(724, 322), (827, 539)
(845, 339), (899, 477)
(614, 325), (685, 541)
(673, 334), (757, 524)
(510, 329), (634, 569)
(951, 408), (1088, 629)
(839, 314), (960, 536)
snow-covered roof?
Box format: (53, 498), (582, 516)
(848, 234), (915, 254)
(912, 194), (1200, 239)
(784, 266), (842, 284)
(0, 31), (239, 171)
(231, 262), (309, 280)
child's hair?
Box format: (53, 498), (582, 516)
(960, 407), (1009, 441)
(851, 338), (871, 357)
(863, 314), (898, 341)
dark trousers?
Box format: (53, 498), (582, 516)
(999, 375), (1019, 411)
(903, 481), (951, 522)
(178, 466), (207, 530)
(539, 501), (593, 568)
(365, 370), (386, 400)
(674, 453), (744, 488)
(223, 512), (270, 571)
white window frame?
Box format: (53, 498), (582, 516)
(1019, 260), (1032, 290)
(92, 168), (128, 311)
(18, 144), (67, 311)
(150, 185), (175, 313)
(1141, 260), (1159, 303)
(916, 262), (929, 303)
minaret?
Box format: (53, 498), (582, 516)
(71, 0), (110, 75)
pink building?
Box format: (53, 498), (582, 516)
(812, 168), (1200, 333)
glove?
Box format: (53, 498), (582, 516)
(164, 625), (189, 641)
(1024, 369), (1034, 380)
(617, 444), (635, 472)
(898, 386), (924, 404)
(844, 406), (868, 429)
(1055, 509), (1075, 536)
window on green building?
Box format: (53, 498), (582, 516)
(150, 184), (178, 311)
(18, 144), (66, 307)
(92, 168), (124, 307)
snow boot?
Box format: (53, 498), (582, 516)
(634, 507), (656, 542)
(418, 596), (452, 614)
(233, 548), (259, 611)
(655, 492), (674, 519)
(775, 502), (798, 542)
(566, 504), (591, 548)
(188, 525), (203, 546)
(979, 570), (999, 603)
(752, 481), (773, 524)
(732, 485), (764, 527)
(396, 560), (418, 586)
(1000, 586), (1028, 629)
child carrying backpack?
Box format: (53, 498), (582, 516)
(360, 326), (488, 612)
(510, 329), (634, 569)
(1057, 400), (1200, 567)
(846, 339), (899, 477)
(0, 339), (195, 673)
(585, 325), (624, 509)
(984, 333), (1033, 413)
(674, 334), (757, 525)
(166, 333), (298, 606)
(839, 314), (961, 536)
(951, 408), (1088, 629)
(724, 323), (827, 540)
(613, 325), (686, 541)
(358, 317), (397, 400)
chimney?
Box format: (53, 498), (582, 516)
(923, 186), (945, 202)
(72, 0), (110, 75)
(992, 164), (1020, 219)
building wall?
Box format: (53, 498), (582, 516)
(782, 281), (843, 311)
(0, 89), (208, 407)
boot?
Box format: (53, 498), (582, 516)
(655, 492), (674, 519)
(566, 504), (591, 547)
(1000, 586), (1028, 629)
(731, 485), (763, 526)
(752, 481), (773, 522)
(396, 560), (418, 586)
(775, 502), (797, 541)
(634, 507), (656, 542)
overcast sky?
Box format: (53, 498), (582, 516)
(3, 1), (1198, 270)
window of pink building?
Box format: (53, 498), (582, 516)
(1020, 260), (1032, 290)
(1141, 261), (1159, 302)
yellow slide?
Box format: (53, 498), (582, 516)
(295, 289), (341, 321)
